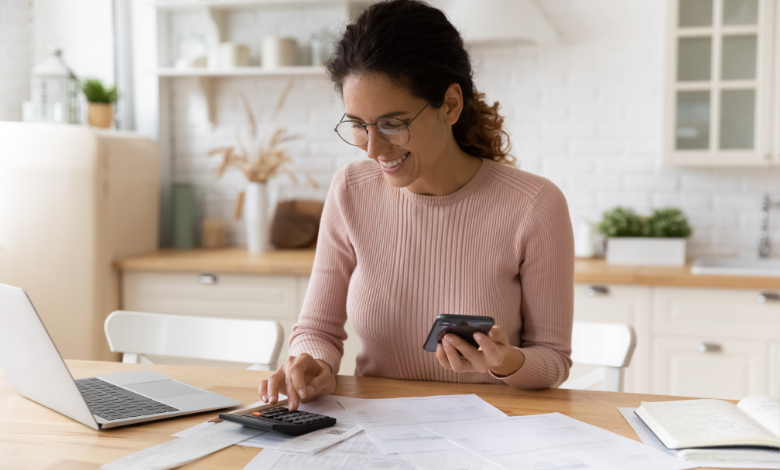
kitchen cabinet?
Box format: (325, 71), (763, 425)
(664, 0), (778, 166)
(122, 271), (361, 375)
(573, 283), (780, 399)
(118, 253), (779, 394)
(572, 284), (652, 393)
(653, 336), (767, 399)
(771, 342), (780, 397)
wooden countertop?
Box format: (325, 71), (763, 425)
(115, 248), (316, 276)
(1, 360), (736, 470)
(115, 249), (780, 289)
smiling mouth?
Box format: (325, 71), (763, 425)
(380, 152), (409, 169)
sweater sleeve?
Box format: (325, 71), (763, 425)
(491, 180), (575, 389)
(287, 167), (356, 374)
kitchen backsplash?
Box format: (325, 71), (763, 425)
(171, 0), (780, 258)
(3, 0), (778, 258)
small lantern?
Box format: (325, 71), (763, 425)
(27, 49), (81, 124)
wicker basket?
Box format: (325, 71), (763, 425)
(87, 103), (113, 128)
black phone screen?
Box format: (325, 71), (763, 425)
(423, 314), (495, 352)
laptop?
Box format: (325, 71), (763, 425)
(0, 283), (242, 430)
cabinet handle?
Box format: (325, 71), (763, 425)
(756, 292), (780, 303)
(585, 285), (610, 296)
(197, 274), (218, 285)
(697, 342), (722, 353)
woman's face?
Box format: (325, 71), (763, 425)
(341, 73), (460, 188)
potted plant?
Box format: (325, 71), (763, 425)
(81, 78), (117, 128)
(597, 207), (692, 266)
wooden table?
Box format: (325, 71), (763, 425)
(0, 361), (739, 470)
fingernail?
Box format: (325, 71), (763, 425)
(437, 344), (442, 352)
(443, 336), (451, 344)
(489, 331), (494, 338)
(261, 395), (267, 403)
(307, 386), (314, 395)
(474, 333), (483, 340)
(298, 389), (306, 398)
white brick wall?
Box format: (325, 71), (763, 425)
(0, 0), (30, 121)
(169, 0), (780, 258)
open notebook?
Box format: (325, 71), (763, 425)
(635, 395), (780, 464)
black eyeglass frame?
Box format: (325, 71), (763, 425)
(334, 101), (432, 147)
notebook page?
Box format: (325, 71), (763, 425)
(639, 399), (780, 448)
(738, 395), (780, 439)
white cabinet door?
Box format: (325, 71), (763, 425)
(654, 286), (780, 340)
(572, 284), (652, 393)
(123, 271), (301, 368)
(664, 0), (776, 166)
(654, 336), (767, 399)
(771, 342), (780, 397)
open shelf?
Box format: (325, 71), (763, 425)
(156, 66), (327, 77)
(151, 0), (352, 10)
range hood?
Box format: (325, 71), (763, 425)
(439, 0), (560, 46)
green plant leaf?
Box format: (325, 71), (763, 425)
(81, 78), (118, 104)
(645, 208), (692, 238)
(597, 207), (645, 237)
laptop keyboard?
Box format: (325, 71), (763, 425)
(76, 377), (180, 421)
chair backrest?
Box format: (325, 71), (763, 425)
(104, 311), (283, 370)
(561, 321), (636, 392)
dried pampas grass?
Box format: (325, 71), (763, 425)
(209, 81), (317, 188)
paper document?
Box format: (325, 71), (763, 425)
(400, 449), (501, 470)
(426, 412), (694, 470)
(244, 432), (419, 469)
(337, 394), (507, 453)
(171, 421), (214, 438)
(103, 421), (264, 470)
(619, 407), (780, 470)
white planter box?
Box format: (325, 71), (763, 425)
(606, 237), (687, 266)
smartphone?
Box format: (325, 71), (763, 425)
(423, 314), (495, 353)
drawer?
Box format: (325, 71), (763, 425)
(653, 335), (767, 400)
(654, 287), (780, 339)
(573, 283), (652, 393)
(122, 271), (301, 320)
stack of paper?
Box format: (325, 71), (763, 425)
(127, 394), (698, 470)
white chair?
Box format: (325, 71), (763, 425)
(104, 311), (284, 371)
(560, 321), (636, 392)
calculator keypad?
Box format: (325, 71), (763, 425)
(219, 406), (337, 436)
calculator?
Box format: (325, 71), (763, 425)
(218, 406), (337, 436)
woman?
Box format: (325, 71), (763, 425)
(260, 0), (574, 410)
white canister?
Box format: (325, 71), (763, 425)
(573, 217), (596, 258)
(217, 42), (250, 68)
(261, 37), (298, 68)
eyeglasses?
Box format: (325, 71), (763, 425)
(334, 101), (431, 147)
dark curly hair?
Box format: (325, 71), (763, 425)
(326, 0), (514, 165)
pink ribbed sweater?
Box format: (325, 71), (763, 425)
(289, 158), (575, 389)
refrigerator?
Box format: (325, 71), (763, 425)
(0, 122), (159, 361)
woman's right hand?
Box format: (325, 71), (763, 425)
(259, 353), (337, 411)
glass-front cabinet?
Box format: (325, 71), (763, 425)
(664, 0), (777, 166)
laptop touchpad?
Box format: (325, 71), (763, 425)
(124, 380), (208, 399)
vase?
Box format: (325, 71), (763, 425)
(87, 103), (112, 128)
(245, 182), (270, 254)
(172, 182), (196, 249)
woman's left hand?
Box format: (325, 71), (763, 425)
(436, 325), (525, 377)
